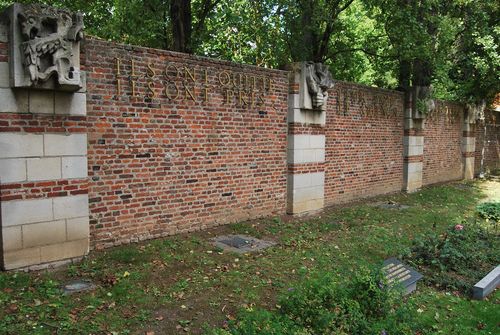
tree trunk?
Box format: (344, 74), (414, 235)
(170, 0), (192, 53)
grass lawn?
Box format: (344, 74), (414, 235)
(1, 179), (499, 334)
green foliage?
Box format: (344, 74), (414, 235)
(405, 222), (500, 292)
(0, 0), (497, 104)
(215, 269), (418, 335)
(476, 202), (500, 223)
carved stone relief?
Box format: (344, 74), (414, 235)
(304, 62), (335, 110)
(8, 3), (83, 91)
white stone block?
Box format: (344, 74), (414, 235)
(0, 158), (26, 183)
(305, 110), (326, 125)
(288, 135), (309, 150)
(404, 136), (424, 146)
(464, 157), (474, 180)
(289, 148), (324, 164)
(293, 185), (324, 203)
(301, 149), (316, 163)
(288, 108), (307, 123)
(0, 88), (29, 113)
(0, 62), (9, 88)
(53, 195), (89, 220)
(29, 90), (55, 114)
(288, 93), (299, 109)
(2, 198), (53, 227)
(314, 148), (325, 162)
(289, 135), (325, 150)
(407, 171), (423, 184)
(0, 133), (44, 158)
(40, 238), (88, 263)
(62, 156), (88, 179)
(310, 172), (325, 187)
(289, 172), (325, 189)
(66, 217), (90, 241)
(44, 133), (87, 156)
(55, 92), (87, 115)
(0, 88), (17, 113)
(27, 157), (61, 181)
(22, 220), (66, 248)
(2, 226), (22, 251)
(404, 145), (424, 156)
(3, 247), (41, 270)
(310, 135), (326, 149)
(406, 162), (423, 174)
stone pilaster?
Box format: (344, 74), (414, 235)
(0, 4), (88, 270)
(462, 110), (476, 180)
(286, 63), (330, 214)
(403, 89), (424, 192)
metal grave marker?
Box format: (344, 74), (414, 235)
(62, 279), (96, 295)
(382, 257), (422, 295)
(213, 234), (276, 254)
(220, 236), (251, 248)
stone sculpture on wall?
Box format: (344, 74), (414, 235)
(8, 3), (83, 91)
(304, 62), (335, 111)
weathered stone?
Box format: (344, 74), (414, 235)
(213, 234), (275, 254)
(62, 156), (87, 179)
(0, 158), (27, 183)
(2, 226), (22, 251)
(44, 133), (87, 156)
(0, 62), (9, 87)
(53, 195), (89, 220)
(1, 198), (53, 227)
(55, 92), (87, 115)
(6, 3), (84, 91)
(40, 238), (88, 263)
(304, 62), (335, 111)
(27, 157), (61, 181)
(0, 133), (44, 158)
(23, 220), (66, 248)
(3, 247), (41, 270)
(66, 217), (90, 241)
(29, 90), (55, 114)
(472, 265), (500, 300)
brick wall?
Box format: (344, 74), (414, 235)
(475, 110), (500, 174)
(422, 101), (464, 185)
(324, 81), (405, 205)
(83, 38), (288, 249)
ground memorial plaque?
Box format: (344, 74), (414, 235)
(472, 265), (500, 300)
(62, 279), (96, 295)
(212, 234), (275, 254)
(373, 201), (410, 210)
(382, 257), (423, 295)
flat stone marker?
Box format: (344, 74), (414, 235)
(372, 201), (410, 210)
(472, 265), (500, 300)
(382, 257), (422, 295)
(212, 234), (275, 254)
(62, 279), (96, 295)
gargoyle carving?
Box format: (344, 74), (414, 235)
(304, 62), (335, 110)
(17, 4), (83, 89)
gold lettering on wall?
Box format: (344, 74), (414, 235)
(112, 58), (275, 108)
(147, 63), (156, 78)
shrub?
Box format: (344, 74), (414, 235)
(476, 202), (500, 223)
(405, 222), (500, 292)
(213, 269), (418, 335)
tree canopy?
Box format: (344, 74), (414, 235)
(0, 0), (498, 106)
